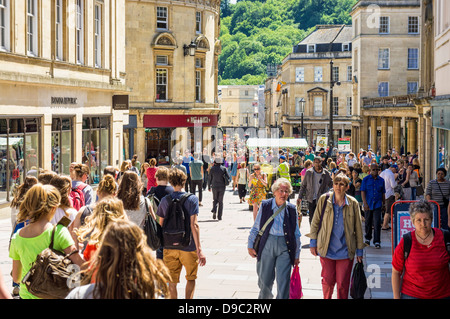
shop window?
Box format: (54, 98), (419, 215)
(52, 117), (73, 175)
(82, 116), (110, 184)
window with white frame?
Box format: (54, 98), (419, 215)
(157, 7), (168, 30)
(342, 42), (350, 51)
(94, 4), (102, 67)
(347, 66), (352, 81)
(378, 82), (389, 97)
(408, 16), (419, 34)
(407, 81), (418, 94)
(333, 97), (339, 116)
(55, 0), (63, 59)
(307, 44), (315, 53)
(196, 11), (202, 33)
(346, 97), (352, 116)
(0, 0), (10, 51)
(314, 97), (323, 116)
(27, 0), (38, 56)
(407, 48), (419, 69)
(332, 66), (339, 82)
(295, 67), (304, 82)
(76, 0), (84, 64)
(378, 48), (390, 69)
(314, 66), (323, 82)
(379, 16), (390, 34)
(156, 68), (167, 101)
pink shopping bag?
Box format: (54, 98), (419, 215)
(289, 265), (303, 299)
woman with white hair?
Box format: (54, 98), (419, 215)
(248, 178), (301, 299)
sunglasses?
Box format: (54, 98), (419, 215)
(254, 168), (260, 170)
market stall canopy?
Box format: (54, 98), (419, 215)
(246, 138), (308, 150)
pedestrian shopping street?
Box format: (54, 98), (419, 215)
(0, 184), (393, 299)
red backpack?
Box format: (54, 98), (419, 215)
(70, 183), (87, 211)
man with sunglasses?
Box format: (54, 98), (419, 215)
(361, 163), (386, 249)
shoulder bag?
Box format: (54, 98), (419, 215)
(253, 203), (286, 255)
(143, 197), (163, 251)
(436, 181), (449, 208)
(22, 217), (79, 299)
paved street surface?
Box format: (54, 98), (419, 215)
(0, 186), (394, 299)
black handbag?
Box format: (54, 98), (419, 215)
(253, 203), (286, 255)
(143, 198), (163, 251)
(350, 261), (367, 299)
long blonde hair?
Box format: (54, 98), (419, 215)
(82, 220), (171, 299)
(16, 184), (61, 223)
(76, 197), (126, 245)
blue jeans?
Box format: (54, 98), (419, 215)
(256, 235), (292, 299)
(364, 207), (382, 244)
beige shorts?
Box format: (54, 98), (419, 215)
(163, 249), (199, 283)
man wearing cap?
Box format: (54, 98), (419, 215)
(380, 164), (397, 230)
(297, 156), (333, 224)
(277, 155), (291, 183)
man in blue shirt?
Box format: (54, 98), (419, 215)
(361, 163), (386, 248)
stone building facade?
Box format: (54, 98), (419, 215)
(0, 0), (128, 203)
(350, 0), (422, 157)
(125, 0), (221, 164)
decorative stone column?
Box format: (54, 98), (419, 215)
(370, 117), (377, 152)
(407, 118), (417, 154)
(361, 116), (369, 150)
(381, 117), (388, 156)
(393, 117), (401, 154)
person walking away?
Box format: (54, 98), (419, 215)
(380, 164), (397, 230)
(146, 158), (158, 193)
(66, 220), (171, 299)
(297, 156), (333, 224)
(392, 200), (450, 299)
(140, 162), (150, 195)
(189, 152), (204, 206)
(202, 148), (211, 191)
(182, 151), (194, 193)
(156, 168), (206, 299)
(426, 168), (450, 230)
(230, 152), (239, 193)
(247, 178), (301, 299)
(307, 173), (365, 299)
(76, 197), (127, 261)
(70, 163), (95, 206)
(208, 156), (230, 220)
(117, 171), (154, 229)
(236, 162), (249, 204)
(147, 166), (174, 260)
(9, 184), (85, 299)
(361, 163), (386, 248)
(248, 163), (268, 221)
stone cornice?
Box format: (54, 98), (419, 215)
(127, 0), (220, 12)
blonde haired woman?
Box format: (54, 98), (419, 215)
(71, 174), (118, 249)
(76, 197), (127, 261)
(9, 184), (85, 299)
(66, 220), (171, 299)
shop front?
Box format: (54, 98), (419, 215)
(432, 99), (450, 176)
(142, 114), (218, 165)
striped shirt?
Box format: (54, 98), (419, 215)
(392, 229), (450, 299)
(425, 179), (450, 206)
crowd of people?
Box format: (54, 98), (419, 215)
(2, 140), (450, 300)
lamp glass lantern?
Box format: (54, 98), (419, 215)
(184, 41), (197, 56)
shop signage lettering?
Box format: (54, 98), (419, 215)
(187, 116), (211, 124)
(51, 97), (78, 104)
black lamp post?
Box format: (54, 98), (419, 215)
(183, 40), (197, 56)
(299, 98), (305, 138)
(329, 60), (340, 148)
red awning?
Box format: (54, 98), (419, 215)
(143, 114), (218, 128)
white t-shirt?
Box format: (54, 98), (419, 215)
(51, 207), (78, 226)
(380, 169), (397, 198)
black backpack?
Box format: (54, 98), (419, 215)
(162, 193), (193, 249)
(403, 229), (450, 260)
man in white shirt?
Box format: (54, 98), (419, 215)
(380, 164), (398, 230)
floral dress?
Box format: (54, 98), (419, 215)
(248, 173), (267, 206)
